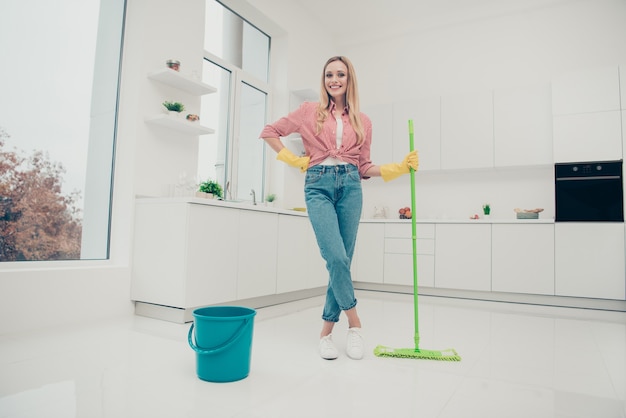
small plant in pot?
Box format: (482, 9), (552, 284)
(482, 203), (491, 218)
(162, 101), (185, 115)
(265, 193), (276, 206)
(196, 179), (223, 199)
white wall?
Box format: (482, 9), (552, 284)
(128, 0), (206, 198)
(0, 265), (133, 335)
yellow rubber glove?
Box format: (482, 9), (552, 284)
(380, 150), (419, 182)
(277, 148), (310, 173)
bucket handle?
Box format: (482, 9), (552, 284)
(188, 318), (251, 356)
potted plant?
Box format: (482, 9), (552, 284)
(162, 101), (185, 116)
(265, 193), (276, 207)
(482, 203), (491, 218)
(197, 179), (223, 199)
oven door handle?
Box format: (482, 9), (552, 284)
(556, 176), (622, 181)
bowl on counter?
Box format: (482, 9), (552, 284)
(516, 212), (539, 219)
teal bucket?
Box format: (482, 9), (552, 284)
(188, 306), (256, 383)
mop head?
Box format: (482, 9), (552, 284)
(373, 345), (461, 361)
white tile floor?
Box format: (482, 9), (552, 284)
(0, 290), (625, 418)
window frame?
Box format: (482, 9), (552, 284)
(202, 49), (272, 203)
(0, 0), (125, 265)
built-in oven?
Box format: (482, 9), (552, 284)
(555, 160), (624, 222)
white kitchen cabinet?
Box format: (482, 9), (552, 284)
(435, 223), (491, 291)
(276, 215), (327, 292)
(132, 200), (326, 321)
(384, 253), (435, 288)
(493, 84), (553, 167)
(551, 66), (621, 115)
(299, 218), (328, 289)
(441, 92), (493, 170)
(621, 65), (626, 110)
(383, 223), (435, 287)
(555, 223), (625, 300)
(133, 198), (624, 319)
(551, 65), (623, 163)
(131, 202), (239, 309)
(492, 224), (555, 295)
(553, 111), (623, 163)
(307, 230), (329, 288)
(236, 210), (278, 300)
(623, 110), (626, 161)
(276, 215), (309, 293)
(392, 97), (441, 171)
(354, 223), (385, 284)
(185, 205), (239, 307)
(132, 202), (187, 307)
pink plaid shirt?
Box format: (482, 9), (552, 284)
(260, 101), (374, 178)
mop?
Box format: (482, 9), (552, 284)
(373, 120), (461, 361)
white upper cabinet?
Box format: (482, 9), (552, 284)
(553, 111), (623, 163)
(552, 65), (622, 162)
(623, 110), (626, 161)
(493, 84), (553, 167)
(619, 64), (626, 159)
(621, 65), (626, 110)
(551, 66), (621, 115)
(392, 97), (441, 171)
(441, 92), (493, 170)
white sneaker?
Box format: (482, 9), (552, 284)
(346, 327), (364, 360)
(319, 334), (338, 360)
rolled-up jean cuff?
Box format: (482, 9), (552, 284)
(321, 315), (340, 323)
(343, 299), (358, 312)
(321, 299), (358, 323)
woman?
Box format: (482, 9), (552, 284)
(260, 56), (418, 360)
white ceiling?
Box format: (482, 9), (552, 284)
(275, 0), (577, 46)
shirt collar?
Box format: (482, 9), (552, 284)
(329, 100), (349, 115)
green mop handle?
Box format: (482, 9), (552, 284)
(408, 120), (420, 351)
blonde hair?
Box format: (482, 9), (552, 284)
(316, 56), (365, 144)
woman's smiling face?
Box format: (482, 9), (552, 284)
(324, 60), (348, 102)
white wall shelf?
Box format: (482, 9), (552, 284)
(145, 114), (215, 135)
(147, 68), (217, 96)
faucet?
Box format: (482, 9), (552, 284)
(225, 181), (231, 200)
(250, 189), (257, 205)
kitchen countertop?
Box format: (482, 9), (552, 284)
(136, 196), (555, 224)
(361, 218), (554, 224)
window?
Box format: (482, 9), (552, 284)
(0, 0), (125, 261)
(235, 83), (267, 201)
(200, 1), (270, 202)
(199, 62), (232, 193)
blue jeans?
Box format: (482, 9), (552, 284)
(304, 164), (362, 323)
